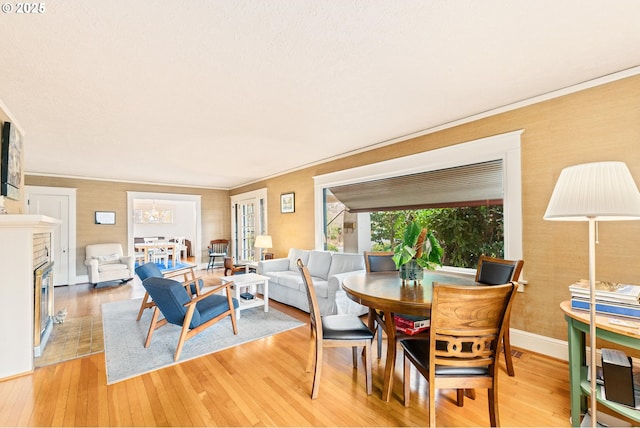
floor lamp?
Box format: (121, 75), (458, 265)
(544, 161), (640, 427)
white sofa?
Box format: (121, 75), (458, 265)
(84, 243), (135, 286)
(257, 248), (368, 316)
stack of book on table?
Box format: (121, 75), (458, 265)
(394, 315), (430, 335)
(570, 279), (640, 319)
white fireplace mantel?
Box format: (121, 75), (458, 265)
(0, 214), (59, 380)
(0, 214), (61, 228)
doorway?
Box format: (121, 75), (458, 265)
(230, 188), (268, 261)
(126, 191), (202, 268)
(25, 186), (77, 286)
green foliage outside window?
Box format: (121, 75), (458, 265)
(370, 205), (503, 269)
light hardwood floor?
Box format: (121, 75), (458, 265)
(0, 265), (574, 427)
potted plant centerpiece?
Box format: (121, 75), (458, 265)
(392, 220), (443, 285)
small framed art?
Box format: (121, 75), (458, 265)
(95, 211), (116, 225)
(280, 192), (295, 213)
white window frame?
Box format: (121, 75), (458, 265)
(313, 130), (523, 272)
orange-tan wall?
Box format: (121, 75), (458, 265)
(233, 74), (640, 343)
(24, 176), (230, 275)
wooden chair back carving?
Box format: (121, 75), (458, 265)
(430, 283), (515, 365)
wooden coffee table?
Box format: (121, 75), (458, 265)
(219, 273), (270, 319)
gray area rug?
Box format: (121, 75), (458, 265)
(102, 297), (305, 384)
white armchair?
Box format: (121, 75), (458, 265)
(84, 243), (134, 286)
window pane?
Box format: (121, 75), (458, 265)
(324, 188), (346, 252)
(369, 206), (503, 268)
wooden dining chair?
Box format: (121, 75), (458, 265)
(401, 282), (518, 427)
(364, 251), (397, 273)
(224, 257), (245, 276)
(207, 239), (229, 271)
(475, 255), (524, 376)
(297, 258), (374, 399)
(364, 251), (429, 359)
(364, 251), (397, 358)
(152, 247), (169, 268)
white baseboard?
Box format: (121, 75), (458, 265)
(511, 328), (568, 361)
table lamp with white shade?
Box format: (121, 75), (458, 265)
(544, 161), (640, 427)
(254, 235), (273, 260)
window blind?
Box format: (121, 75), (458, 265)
(328, 160), (503, 212)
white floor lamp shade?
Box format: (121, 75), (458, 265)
(544, 161), (640, 427)
(254, 235), (272, 260)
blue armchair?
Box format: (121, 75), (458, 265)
(142, 276), (239, 361)
(135, 262), (203, 321)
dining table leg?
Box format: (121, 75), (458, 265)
(382, 310), (397, 402)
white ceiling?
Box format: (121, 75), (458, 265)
(1, 1), (639, 190)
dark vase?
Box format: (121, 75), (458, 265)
(399, 259), (422, 285)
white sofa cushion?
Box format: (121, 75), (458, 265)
(307, 251), (332, 280)
(328, 252), (365, 278)
(258, 257), (289, 274)
(276, 272), (304, 291)
(287, 248), (310, 272)
(93, 253), (121, 265)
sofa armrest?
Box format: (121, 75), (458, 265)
(327, 269), (366, 299)
(258, 258), (290, 274)
(84, 258), (99, 280)
(120, 255), (134, 274)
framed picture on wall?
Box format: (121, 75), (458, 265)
(1, 121), (23, 200)
(95, 211), (116, 225)
(281, 192), (295, 213)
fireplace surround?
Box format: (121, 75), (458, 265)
(34, 261), (54, 357)
(0, 214), (59, 380)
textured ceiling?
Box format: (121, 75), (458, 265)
(1, 1), (639, 189)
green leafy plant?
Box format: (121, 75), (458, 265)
(392, 220), (443, 270)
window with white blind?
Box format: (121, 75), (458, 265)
(328, 159), (503, 213)
(313, 130), (523, 268)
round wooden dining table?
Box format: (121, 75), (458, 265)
(342, 270), (477, 402)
